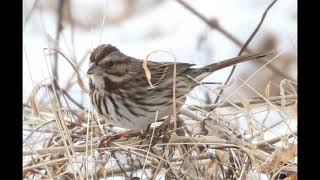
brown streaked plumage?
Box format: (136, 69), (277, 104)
(87, 44), (271, 129)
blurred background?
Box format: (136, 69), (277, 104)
(23, 0), (297, 108)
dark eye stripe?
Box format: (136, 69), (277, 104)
(104, 61), (115, 68)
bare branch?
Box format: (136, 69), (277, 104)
(214, 0), (278, 103)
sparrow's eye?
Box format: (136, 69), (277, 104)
(106, 61), (115, 68)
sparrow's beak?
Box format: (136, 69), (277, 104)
(87, 63), (98, 74)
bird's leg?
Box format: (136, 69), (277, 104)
(98, 129), (136, 148)
(138, 116), (172, 139)
(139, 124), (151, 139)
(155, 115), (172, 136)
(176, 116), (187, 136)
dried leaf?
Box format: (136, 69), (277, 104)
(239, 94), (250, 111)
(143, 54), (154, 88)
(260, 143), (297, 174)
(215, 78), (235, 90)
(143, 50), (176, 89)
(238, 93), (259, 134)
(216, 149), (229, 162)
(265, 81), (271, 98)
(29, 80), (46, 120)
(206, 160), (218, 179)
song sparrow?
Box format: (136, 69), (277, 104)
(87, 44), (270, 130)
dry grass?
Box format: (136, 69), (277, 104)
(23, 48), (297, 179)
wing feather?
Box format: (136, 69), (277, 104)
(147, 61), (195, 86)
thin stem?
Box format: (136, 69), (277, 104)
(214, 0), (278, 103)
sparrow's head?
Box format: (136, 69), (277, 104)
(87, 44), (136, 85)
(87, 44), (120, 73)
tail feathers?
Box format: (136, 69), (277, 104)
(202, 51), (273, 73)
(192, 50), (274, 82)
